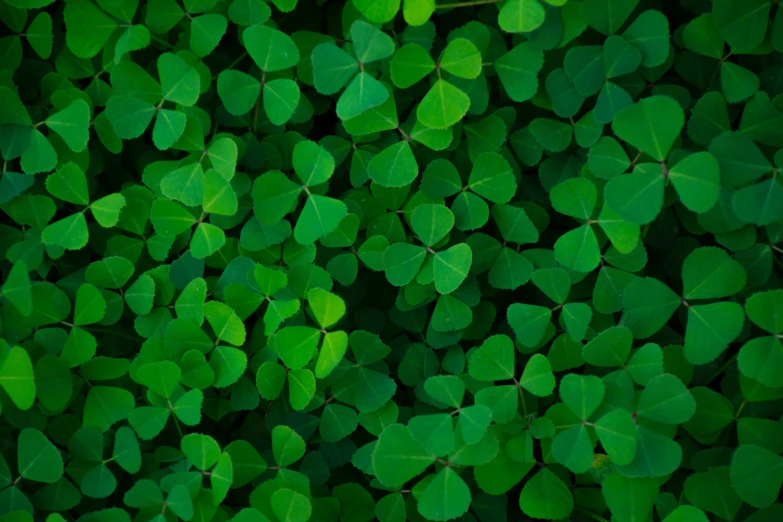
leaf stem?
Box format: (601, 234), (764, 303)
(82, 327), (139, 341)
(149, 34), (173, 49)
(215, 51), (249, 79)
(435, 0), (501, 8)
(513, 378), (528, 416)
(706, 352), (738, 385)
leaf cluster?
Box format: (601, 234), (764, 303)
(0, 0), (782, 522)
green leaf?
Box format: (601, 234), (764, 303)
(498, 0), (546, 34)
(621, 277), (680, 338)
(391, 44), (435, 88)
(550, 178), (597, 220)
(682, 246), (746, 300)
(685, 467), (743, 521)
(74, 283), (106, 326)
(264, 79), (300, 125)
(626, 343), (664, 386)
(668, 151), (720, 213)
(417, 80), (470, 130)
(722, 62), (760, 103)
(274, 326), (320, 369)
(2, 262), (32, 316)
(745, 290), (783, 334)
(553, 224), (601, 272)
(271, 488), (311, 522)
(0, 86), (31, 126)
(403, 0), (434, 25)
(91, 193), (127, 227)
(440, 38), (481, 79)
(17, 428), (63, 483)
(0, 346), (35, 410)
(636, 374), (695, 424)
(351, 20), (395, 63)
(372, 424), (435, 488)
(603, 35), (641, 78)
(115, 25), (150, 63)
(684, 302), (744, 365)
(21, 129), (57, 174)
(203, 169), (238, 216)
(190, 13), (227, 57)
(150, 198), (197, 236)
(425, 375), (465, 408)
(508, 303), (551, 347)
(45, 100), (90, 153)
(83, 386), (135, 432)
(137, 361), (180, 398)
(602, 475), (658, 522)
(64, 0), (118, 59)
(244, 24), (299, 72)
(529, 118), (572, 152)
(583, 326), (632, 367)
(294, 194), (347, 244)
(612, 95), (684, 161)
(565, 46), (605, 96)
(383, 243), (427, 286)
(272, 425), (306, 467)
(311, 43), (358, 95)
(730, 444), (783, 508)
(307, 288), (345, 329)
(552, 424), (593, 473)
(430, 294), (472, 332)
(42, 213), (89, 251)
(581, 0), (639, 35)
(167, 485), (193, 521)
(158, 53), (201, 106)
(190, 222), (226, 258)
(152, 109), (187, 150)
(433, 244), (472, 295)
(181, 433), (221, 470)
(336, 72), (390, 120)
(368, 141), (418, 187)
(320, 404), (358, 442)
(588, 137), (629, 179)
(595, 409), (637, 465)
(519, 353), (555, 397)
(468, 152), (516, 204)
(708, 131), (771, 187)
(663, 507), (709, 522)
(560, 373), (604, 419)
(113, 427), (141, 474)
(683, 14), (725, 59)
(469, 334), (514, 381)
(491, 204), (539, 243)
(732, 178), (783, 226)
(204, 300), (246, 346)
(354, 0), (399, 23)
(106, 96), (156, 140)
(81, 463), (116, 498)
(519, 468), (573, 520)
(218, 70), (261, 116)
(604, 164), (665, 225)
(411, 204), (453, 247)
(417, 467), (471, 521)
(623, 10), (670, 68)
(531, 268), (571, 304)
(713, 0), (770, 54)
(495, 43), (543, 102)
(211, 452), (232, 505)
(173, 389), (204, 426)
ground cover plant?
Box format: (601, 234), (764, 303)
(1, 0), (783, 520)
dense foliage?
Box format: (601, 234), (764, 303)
(0, 0), (782, 521)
